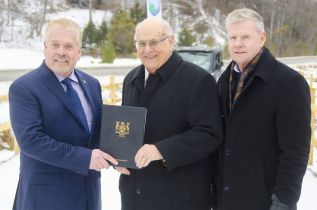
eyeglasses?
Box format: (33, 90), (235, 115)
(134, 36), (169, 49)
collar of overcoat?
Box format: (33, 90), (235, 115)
(128, 51), (184, 88)
(218, 47), (277, 118)
(221, 47), (276, 84)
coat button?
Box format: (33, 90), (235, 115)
(225, 149), (231, 157)
(224, 186), (230, 192)
(136, 188), (141, 194)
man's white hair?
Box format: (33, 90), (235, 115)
(45, 18), (82, 48)
(226, 8), (265, 33)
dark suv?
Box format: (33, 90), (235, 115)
(176, 47), (223, 80)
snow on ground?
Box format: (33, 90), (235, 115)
(0, 153), (316, 210)
(0, 154), (121, 210)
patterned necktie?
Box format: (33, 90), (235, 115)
(62, 78), (89, 133)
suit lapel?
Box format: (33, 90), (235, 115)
(38, 63), (87, 127)
(75, 71), (99, 143)
(75, 71), (96, 115)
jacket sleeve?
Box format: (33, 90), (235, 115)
(274, 73), (311, 206)
(155, 73), (223, 170)
(9, 81), (92, 175)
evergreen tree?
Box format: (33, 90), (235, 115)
(178, 28), (196, 46)
(82, 20), (97, 49)
(95, 20), (108, 45)
(130, 1), (146, 24)
(100, 41), (116, 63)
(108, 10), (135, 56)
(202, 35), (216, 48)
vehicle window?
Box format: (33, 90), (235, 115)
(178, 51), (212, 71)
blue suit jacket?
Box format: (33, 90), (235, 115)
(9, 62), (103, 210)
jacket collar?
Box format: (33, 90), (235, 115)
(128, 51), (183, 85)
(221, 47), (275, 84)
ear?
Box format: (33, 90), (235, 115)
(77, 48), (81, 61)
(260, 31), (266, 46)
(168, 35), (175, 46)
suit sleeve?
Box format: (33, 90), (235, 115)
(9, 81), (92, 175)
(274, 73), (311, 206)
(155, 73), (223, 170)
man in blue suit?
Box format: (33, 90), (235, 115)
(9, 18), (117, 210)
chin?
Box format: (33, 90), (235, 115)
(53, 67), (72, 75)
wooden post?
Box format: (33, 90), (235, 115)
(109, 76), (118, 104)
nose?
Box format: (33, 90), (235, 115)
(143, 44), (153, 52)
(56, 46), (66, 55)
(233, 37), (243, 47)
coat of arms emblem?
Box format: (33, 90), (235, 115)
(115, 121), (130, 137)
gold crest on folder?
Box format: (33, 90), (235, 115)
(115, 121), (130, 137)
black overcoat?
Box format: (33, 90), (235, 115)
(216, 48), (311, 210)
(119, 52), (223, 210)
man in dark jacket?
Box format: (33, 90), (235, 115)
(115, 17), (222, 210)
(216, 8), (311, 210)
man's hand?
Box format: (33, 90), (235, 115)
(135, 144), (163, 168)
(115, 167), (131, 175)
(89, 149), (118, 171)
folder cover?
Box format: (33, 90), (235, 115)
(99, 104), (147, 169)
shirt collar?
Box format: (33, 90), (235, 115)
(144, 67), (149, 81)
(54, 70), (78, 83)
(232, 63), (241, 73)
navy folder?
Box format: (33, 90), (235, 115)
(100, 105), (147, 169)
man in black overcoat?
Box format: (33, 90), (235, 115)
(115, 17), (223, 210)
(216, 8), (311, 210)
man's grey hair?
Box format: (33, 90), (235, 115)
(45, 18), (82, 48)
(134, 17), (174, 40)
(226, 8), (265, 33)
